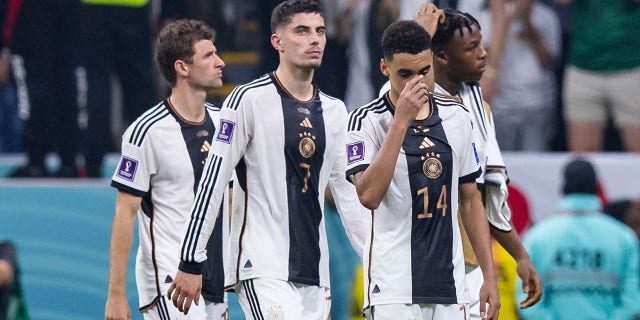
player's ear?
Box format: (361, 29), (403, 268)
(435, 49), (448, 65)
(380, 58), (390, 77)
(174, 60), (189, 78)
(271, 33), (282, 51)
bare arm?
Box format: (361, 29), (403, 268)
(459, 183), (500, 320)
(479, 0), (507, 103)
(414, 3), (445, 38)
(491, 226), (542, 309)
(105, 191), (141, 320)
(351, 76), (427, 209)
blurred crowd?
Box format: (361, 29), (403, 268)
(0, 0), (638, 178)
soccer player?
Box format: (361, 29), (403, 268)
(429, 9), (541, 317)
(347, 20), (499, 320)
(105, 19), (229, 320)
(167, 0), (366, 318)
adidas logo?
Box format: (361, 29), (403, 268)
(165, 275), (173, 283)
(419, 137), (435, 149)
(201, 141), (211, 153)
(299, 117), (313, 128)
(243, 260), (253, 269)
(372, 284), (381, 293)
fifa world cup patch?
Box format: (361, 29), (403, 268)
(117, 156), (138, 182)
(215, 119), (235, 144)
(347, 141), (365, 165)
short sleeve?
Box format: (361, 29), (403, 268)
(345, 111), (379, 182)
(111, 126), (155, 197)
(458, 118), (482, 184)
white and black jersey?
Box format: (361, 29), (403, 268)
(345, 93), (481, 308)
(111, 100), (228, 309)
(434, 82), (505, 181)
(179, 73), (365, 289)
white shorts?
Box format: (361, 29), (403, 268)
(205, 300), (229, 320)
(142, 295), (207, 320)
(235, 278), (331, 319)
(466, 266), (488, 320)
(365, 303), (469, 320)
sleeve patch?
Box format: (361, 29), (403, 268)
(116, 156), (139, 182)
(215, 119), (235, 144)
(347, 141), (365, 165)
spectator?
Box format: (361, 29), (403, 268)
(518, 158), (640, 320)
(9, 0), (80, 177)
(604, 198), (640, 239)
(0, 0), (21, 153)
(75, 0), (158, 177)
(557, 0), (640, 152)
(477, 0), (561, 151)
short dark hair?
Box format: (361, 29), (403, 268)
(270, 0), (323, 33)
(381, 20), (431, 61)
(604, 199), (632, 223)
(431, 9), (481, 52)
(154, 19), (216, 87)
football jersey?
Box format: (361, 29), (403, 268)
(434, 82), (504, 183)
(179, 73), (365, 289)
(345, 93), (481, 307)
(111, 99), (228, 308)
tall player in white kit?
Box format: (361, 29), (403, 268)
(429, 9), (541, 318)
(106, 20), (230, 320)
(167, 0), (366, 319)
(347, 20), (499, 320)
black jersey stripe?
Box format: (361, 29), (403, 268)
(348, 98), (388, 131)
(133, 109), (171, 147)
(129, 102), (165, 145)
(181, 154), (223, 261)
(433, 96), (470, 112)
(182, 154), (222, 261)
(224, 75), (272, 111)
(469, 84), (488, 137)
(244, 279), (265, 320)
(205, 102), (220, 112)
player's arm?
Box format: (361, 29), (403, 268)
(459, 182), (500, 320)
(352, 75), (427, 209)
(169, 93), (249, 315)
(414, 2), (445, 38)
(105, 190), (141, 320)
(490, 226), (541, 308)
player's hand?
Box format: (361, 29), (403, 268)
(516, 257), (542, 308)
(479, 277), (500, 320)
(105, 294), (131, 320)
(395, 75), (429, 126)
(167, 270), (202, 315)
(414, 3), (445, 37)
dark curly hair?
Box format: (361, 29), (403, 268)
(270, 0), (323, 33)
(381, 20), (431, 61)
(154, 19), (215, 87)
(431, 9), (481, 53)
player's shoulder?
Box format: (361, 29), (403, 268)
(205, 102), (221, 113)
(432, 93), (470, 121)
(222, 74), (275, 110)
(347, 95), (391, 132)
(124, 100), (172, 147)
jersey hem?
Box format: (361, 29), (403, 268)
(459, 168), (482, 184)
(346, 164), (370, 182)
(111, 180), (146, 197)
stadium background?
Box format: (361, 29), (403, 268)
(0, 152), (638, 320)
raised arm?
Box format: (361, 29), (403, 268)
(352, 76), (427, 209)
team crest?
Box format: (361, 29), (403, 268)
(267, 306), (284, 320)
(299, 132), (316, 158)
(422, 153), (442, 179)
